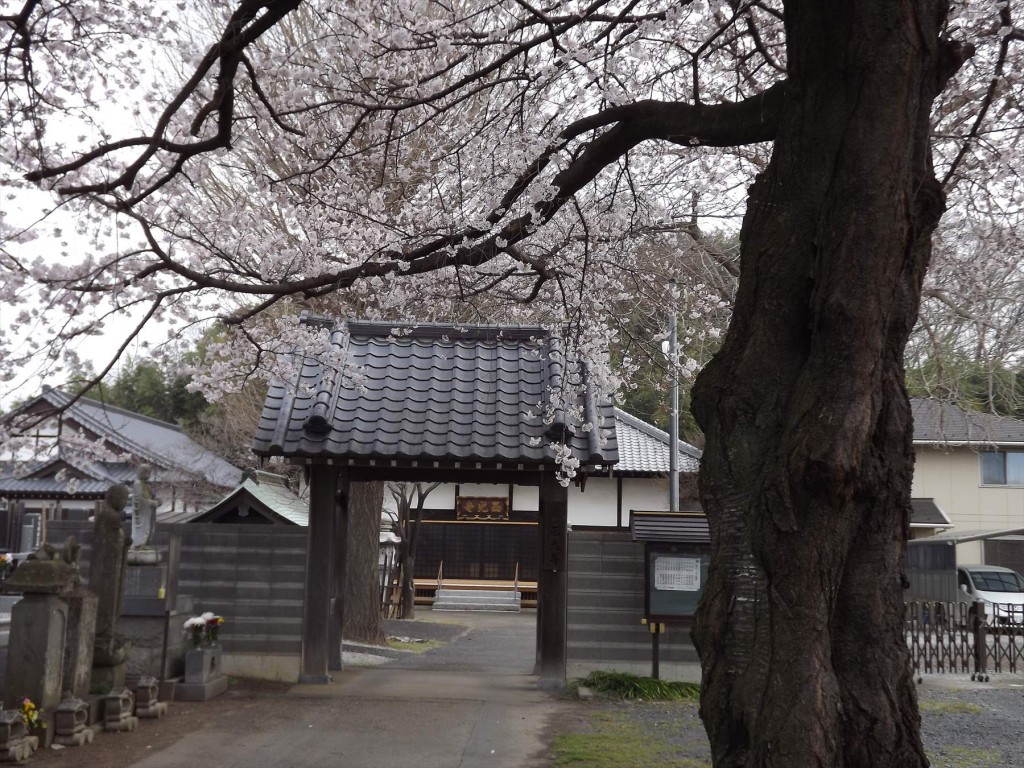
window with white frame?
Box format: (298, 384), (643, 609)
(980, 450), (1024, 486)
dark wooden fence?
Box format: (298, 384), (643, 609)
(48, 521), (308, 657)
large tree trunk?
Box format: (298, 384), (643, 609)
(398, 500), (425, 619)
(690, 2), (965, 766)
(342, 481), (387, 645)
(399, 548), (416, 620)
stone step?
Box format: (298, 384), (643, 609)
(432, 601), (521, 612)
(432, 588), (521, 612)
(434, 593), (520, 606)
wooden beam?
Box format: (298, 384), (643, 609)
(300, 465), (339, 683)
(344, 467), (546, 485)
(536, 471), (568, 682)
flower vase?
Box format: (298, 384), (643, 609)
(28, 722), (52, 750)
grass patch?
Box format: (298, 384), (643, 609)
(918, 699), (983, 715)
(926, 746), (1004, 768)
(552, 713), (708, 768)
(575, 671), (701, 701)
(386, 637), (443, 653)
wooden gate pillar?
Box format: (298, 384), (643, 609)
(328, 474), (351, 670)
(536, 471), (568, 682)
(300, 465), (344, 683)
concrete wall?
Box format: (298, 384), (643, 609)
(566, 529), (699, 682)
(49, 520), (308, 682)
(912, 447), (1024, 564)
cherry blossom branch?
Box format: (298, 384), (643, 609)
(24, 0), (303, 197)
(97, 83), (783, 329)
(941, 4), (1014, 189)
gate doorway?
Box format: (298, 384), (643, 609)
(252, 318), (619, 685)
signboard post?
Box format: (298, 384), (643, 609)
(643, 544), (710, 679)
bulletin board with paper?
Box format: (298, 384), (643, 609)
(644, 543), (710, 620)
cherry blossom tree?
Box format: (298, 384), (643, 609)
(3, 1), (1023, 765)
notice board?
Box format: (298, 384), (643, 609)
(645, 544), (710, 620)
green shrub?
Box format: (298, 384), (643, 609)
(576, 671), (700, 701)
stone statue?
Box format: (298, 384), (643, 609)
(90, 484), (132, 689)
(131, 465), (158, 550)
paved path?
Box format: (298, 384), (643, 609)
(134, 610), (565, 768)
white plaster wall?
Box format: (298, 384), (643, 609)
(568, 477), (618, 527)
(512, 485), (539, 511)
(424, 482), (539, 511)
(912, 446), (1024, 565)
(425, 483), (457, 508)
(458, 482), (507, 498)
(622, 476), (671, 516)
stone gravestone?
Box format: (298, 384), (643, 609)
(89, 484), (133, 691)
(177, 643), (228, 701)
(0, 539), (80, 710)
(57, 538), (99, 699)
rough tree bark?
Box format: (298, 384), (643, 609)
(398, 532), (418, 620)
(341, 480), (386, 646)
(690, 2), (968, 766)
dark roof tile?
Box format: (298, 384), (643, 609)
(252, 317), (617, 470)
(912, 398), (1024, 445)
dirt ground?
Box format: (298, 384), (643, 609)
(29, 680), (291, 768)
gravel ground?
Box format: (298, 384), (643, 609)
(551, 681), (1024, 768)
(920, 685), (1024, 768)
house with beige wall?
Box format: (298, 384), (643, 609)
(910, 398), (1024, 571)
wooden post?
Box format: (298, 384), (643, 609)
(328, 474), (350, 671)
(972, 599), (988, 680)
(300, 465), (339, 683)
(536, 471), (568, 682)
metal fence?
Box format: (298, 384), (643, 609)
(905, 600), (1024, 679)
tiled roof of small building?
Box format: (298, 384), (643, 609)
(253, 317), (618, 469)
(910, 498), (952, 528)
(611, 408), (701, 475)
(190, 471), (309, 526)
(911, 398), (1024, 445)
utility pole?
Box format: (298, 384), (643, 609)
(668, 281), (679, 513)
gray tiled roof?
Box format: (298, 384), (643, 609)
(0, 478), (111, 498)
(253, 318), (618, 469)
(910, 498), (952, 528)
(0, 454), (120, 499)
(193, 471), (309, 526)
(911, 398), (1024, 445)
(612, 408), (701, 475)
(23, 388), (241, 487)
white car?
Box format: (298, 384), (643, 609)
(958, 565), (1024, 626)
